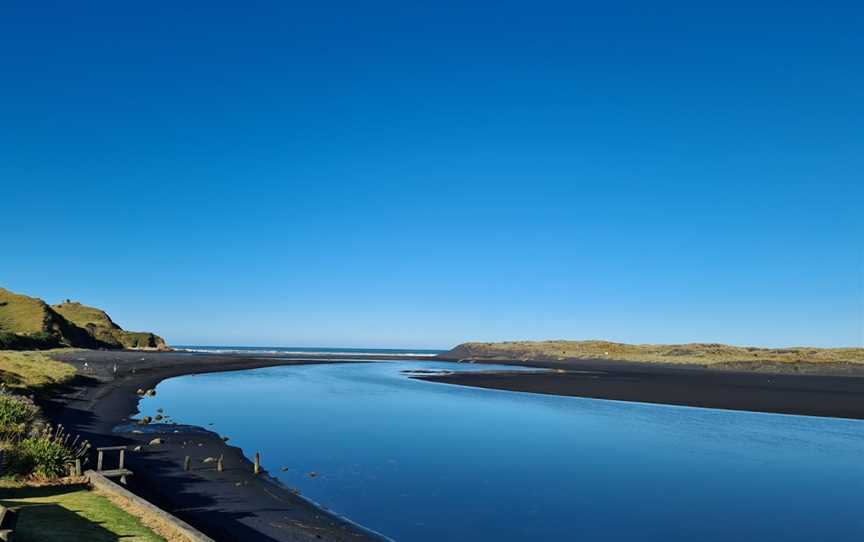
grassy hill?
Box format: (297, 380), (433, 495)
(0, 287), (166, 351)
(53, 301), (166, 350)
(440, 340), (864, 366)
(0, 288), (99, 349)
(51, 301), (122, 330)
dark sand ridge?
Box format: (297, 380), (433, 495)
(418, 355), (864, 420)
(41, 350), (390, 542)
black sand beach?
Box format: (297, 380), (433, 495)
(419, 356), (864, 420)
(41, 350), (388, 542)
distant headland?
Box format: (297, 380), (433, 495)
(439, 340), (864, 367)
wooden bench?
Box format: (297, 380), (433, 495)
(96, 446), (133, 485)
(0, 505), (19, 541)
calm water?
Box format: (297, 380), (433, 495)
(138, 361), (864, 541)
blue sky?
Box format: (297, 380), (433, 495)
(1, 1), (861, 348)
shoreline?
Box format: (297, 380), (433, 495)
(419, 356), (864, 420)
(41, 350), (389, 542)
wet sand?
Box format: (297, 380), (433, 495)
(417, 356), (864, 419)
(41, 350), (388, 542)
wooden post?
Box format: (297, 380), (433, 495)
(74, 459), (82, 476)
(97, 450), (104, 472)
(119, 449), (126, 470)
(254, 452), (260, 475)
(184, 456), (191, 471)
(217, 454), (224, 472)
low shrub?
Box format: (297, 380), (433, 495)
(0, 389), (39, 438)
(6, 425), (90, 479)
(0, 389), (89, 480)
(10, 435), (72, 479)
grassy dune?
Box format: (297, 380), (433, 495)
(442, 340), (864, 365)
(0, 351), (77, 390)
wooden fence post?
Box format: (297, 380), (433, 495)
(254, 452), (260, 475)
(184, 456), (191, 471)
(97, 450), (104, 472)
(217, 455), (224, 472)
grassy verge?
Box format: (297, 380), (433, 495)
(0, 351), (77, 390)
(0, 480), (165, 542)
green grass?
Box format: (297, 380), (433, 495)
(446, 340), (864, 365)
(0, 288), (54, 336)
(0, 351), (76, 390)
(0, 481), (165, 542)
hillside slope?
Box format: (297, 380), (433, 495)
(0, 287), (166, 350)
(52, 301), (167, 350)
(0, 288), (99, 348)
(440, 340), (864, 366)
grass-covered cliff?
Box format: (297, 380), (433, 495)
(0, 287), (167, 350)
(440, 340), (864, 366)
(52, 301), (166, 349)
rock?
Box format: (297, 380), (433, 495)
(307, 472), (318, 478)
(221, 436), (229, 442)
(131, 430), (143, 434)
(139, 416), (152, 425)
(156, 408), (164, 413)
(144, 389), (156, 397)
(154, 414), (163, 421)
(136, 388), (145, 396)
(148, 438), (163, 445)
(202, 457), (217, 463)
(132, 445), (142, 451)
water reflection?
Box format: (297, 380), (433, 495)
(139, 361), (864, 541)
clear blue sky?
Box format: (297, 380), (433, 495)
(1, 1), (861, 348)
